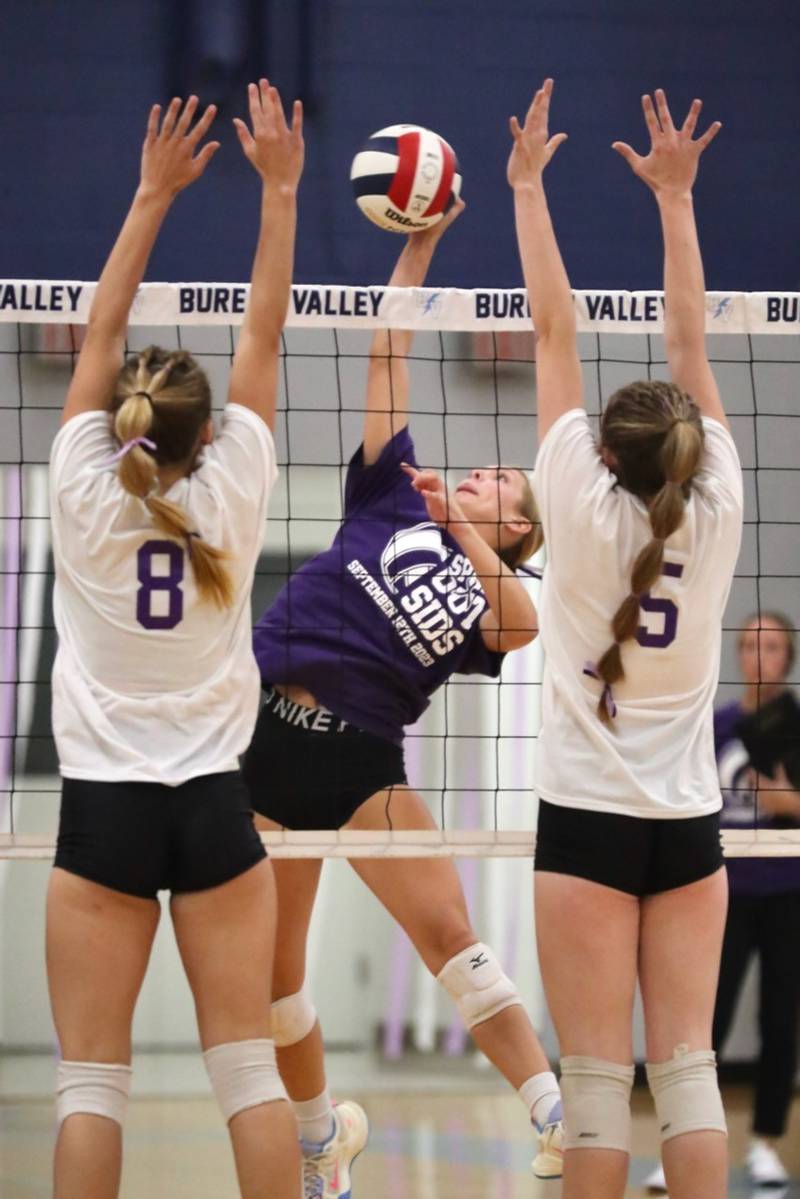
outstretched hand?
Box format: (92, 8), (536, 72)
(234, 79), (304, 193)
(507, 78), (568, 189)
(612, 90), (721, 197)
(140, 96), (220, 199)
(401, 464), (466, 531)
(408, 195), (466, 249)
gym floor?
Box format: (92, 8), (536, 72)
(1, 1052), (798, 1197)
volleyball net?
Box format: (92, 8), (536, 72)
(1, 281), (798, 860)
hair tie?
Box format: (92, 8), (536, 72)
(105, 436), (157, 465)
(185, 530), (202, 558)
(583, 661), (618, 720)
(134, 390), (153, 404)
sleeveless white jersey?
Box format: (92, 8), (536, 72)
(49, 404), (277, 785)
(533, 410), (743, 818)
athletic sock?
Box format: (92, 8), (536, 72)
(294, 1089), (336, 1148)
(519, 1071), (563, 1130)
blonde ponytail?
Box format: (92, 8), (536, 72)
(113, 347), (234, 609)
(591, 383), (704, 726)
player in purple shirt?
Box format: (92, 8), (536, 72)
(244, 205), (565, 1195)
(713, 613), (800, 1186)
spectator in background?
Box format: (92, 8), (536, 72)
(714, 612), (800, 1187)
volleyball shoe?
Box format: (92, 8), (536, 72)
(301, 1100), (369, 1199)
(531, 1116), (565, 1178)
(643, 1162), (667, 1191)
(746, 1138), (790, 1186)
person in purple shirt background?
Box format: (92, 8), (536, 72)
(714, 612), (800, 1188)
(243, 205), (567, 1196)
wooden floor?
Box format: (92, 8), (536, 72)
(1, 1085), (798, 1197)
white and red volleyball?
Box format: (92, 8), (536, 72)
(350, 125), (462, 233)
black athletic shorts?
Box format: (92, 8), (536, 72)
(54, 771), (266, 900)
(242, 687), (408, 831)
(534, 798), (724, 897)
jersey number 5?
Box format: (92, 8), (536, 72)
(636, 561), (684, 650)
(137, 540), (184, 630)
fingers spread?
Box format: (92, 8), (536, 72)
(697, 119), (722, 150)
(611, 140), (638, 166)
(654, 88), (674, 132)
(189, 103), (217, 147)
(193, 141), (221, 173)
(248, 81), (264, 131)
(641, 94), (661, 140)
(547, 132), (568, 154)
(509, 115), (522, 140)
(145, 104), (161, 142)
(269, 83), (289, 133)
(161, 97), (182, 138)
(233, 117), (255, 153)
(681, 97), (703, 137)
(176, 94), (198, 137)
(291, 98), (304, 138)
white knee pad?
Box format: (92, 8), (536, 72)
(56, 1060), (132, 1128)
(560, 1056), (635, 1152)
(271, 983), (317, 1048)
(646, 1044), (727, 1143)
(203, 1039), (287, 1123)
(436, 943), (521, 1030)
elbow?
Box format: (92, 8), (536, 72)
(533, 322), (576, 351)
(496, 626), (538, 653)
(85, 312), (119, 339)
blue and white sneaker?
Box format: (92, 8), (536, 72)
(301, 1101), (369, 1199)
(531, 1118), (564, 1178)
(532, 1099), (564, 1179)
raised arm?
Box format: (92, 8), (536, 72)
(612, 90), (726, 426)
(362, 200), (464, 466)
(61, 98), (219, 426)
(228, 80), (304, 429)
(508, 79), (583, 442)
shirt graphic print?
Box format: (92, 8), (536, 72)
(254, 426), (502, 745)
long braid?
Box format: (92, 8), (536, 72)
(113, 347), (234, 609)
(592, 384), (704, 726)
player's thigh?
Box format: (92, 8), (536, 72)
(170, 858), (277, 1048)
(46, 867), (160, 1061)
(639, 866), (728, 1061)
(346, 786), (475, 974)
(254, 812), (324, 997)
(535, 870), (640, 1060)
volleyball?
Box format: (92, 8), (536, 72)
(350, 124), (462, 233)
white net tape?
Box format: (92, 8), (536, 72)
(1, 281), (798, 333)
(1, 283), (798, 860)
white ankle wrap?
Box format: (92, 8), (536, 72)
(203, 1038), (286, 1123)
(271, 983), (317, 1048)
(56, 1060), (132, 1128)
(560, 1056), (635, 1152)
(646, 1045), (727, 1143)
(437, 942), (521, 1030)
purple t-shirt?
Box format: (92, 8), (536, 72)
(716, 699), (800, 895)
(253, 427), (502, 744)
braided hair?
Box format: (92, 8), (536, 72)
(592, 380), (704, 726)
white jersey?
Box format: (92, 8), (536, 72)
(533, 409), (743, 818)
(49, 404), (277, 786)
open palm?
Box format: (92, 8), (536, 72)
(612, 90), (721, 196)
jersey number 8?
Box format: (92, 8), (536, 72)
(136, 540), (184, 630)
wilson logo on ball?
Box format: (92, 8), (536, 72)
(351, 124), (462, 233)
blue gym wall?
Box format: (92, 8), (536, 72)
(1, 0), (798, 290)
